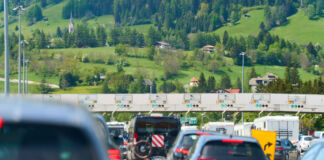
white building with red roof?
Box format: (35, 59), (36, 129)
(190, 77), (199, 87)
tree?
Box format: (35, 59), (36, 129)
(174, 80), (185, 93)
(230, 10), (240, 24)
(222, 30), (229, 46)
(115, 44), (128, 56)
(249, 67), (259, 79)
(207, 76), (216, 92)
(220, 74), (232, 89)
(198, 72), (207, 92)
(307, 4), (316, 19)
(307, 42), (318, 57)
(291, 65), (300, 85)
(235, 77), (242, 90)
(38, 76), (52, 94)
(41, 0), (47, 7)
(285, 63), (291, 83)
(27, 5), (43, 25)
(57, 27), (62, 37)
(101, 80), (110, 93)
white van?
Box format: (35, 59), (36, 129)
(253, 116), (299, 143)
(234, 122), (254, 137)
(202, 122), (234, 135)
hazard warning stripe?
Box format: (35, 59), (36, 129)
(152, 135), (164, 147)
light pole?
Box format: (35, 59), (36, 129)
(25, 59), (30, 94)
(4, 0), (10, 95)
(13, 5), (25, 94)
(240, 52), (246, 124)
(22, 40), (28, 94)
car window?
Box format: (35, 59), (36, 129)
(180, 134), (199, 149)
(302, 143), (322, 160)
(276, 140), (281, 146)
(0, 123), (98, 160)
(199, 140), (266, 160)
(304, 137), (312, 141)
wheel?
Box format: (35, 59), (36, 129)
(134, 140), (152, 159)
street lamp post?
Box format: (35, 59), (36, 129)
(25, 59), (30, 94)
(240, 52), (246, 124)
(22, 40), (28, 94)
(13, 5), (25, 94)
(4, 0), (10, 95)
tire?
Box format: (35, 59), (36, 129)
(134, 140), (152, 159)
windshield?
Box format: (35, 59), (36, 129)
(0, 123), (98, 160)
(304, 137), (312, 141)
(180, 134), (199, 149)
(199, 140), (266, 160)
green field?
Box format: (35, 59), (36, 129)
(271, 9), (324, 45)
(214, 9), (264, 37)
(0, 81), (40, 94)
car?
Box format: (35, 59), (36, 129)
(0, 99), (108, 160)
(301, 139), (324, 160)
(275, 139), (299, 160)
(93, 114), (122, 160)
(106, 122), (128, 159)
(127, 114), (181, 160)
(186, 135), (268, 160)
(298, 136), (312, 152)
(167, 130), (220, 160)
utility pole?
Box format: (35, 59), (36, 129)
(4, 0), (10, 95)
(22, 40), (28, 94)
(13, 5), (24, 94)
(240, 52), (246, 124)
(25, 59), (30, 94)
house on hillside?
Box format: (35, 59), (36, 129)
(155, 41), (171, 49)
(211, 89), (240, 93)
(201, 45), (215, 53)
(249, 72), (278, 92)
(190, 77), (199, 87)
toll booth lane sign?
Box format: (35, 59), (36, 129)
(251, 129), (277, 160)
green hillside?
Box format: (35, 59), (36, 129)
(214, 9), (264, 37)
(270, 9), (324, 45)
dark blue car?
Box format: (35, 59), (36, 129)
(167, 130), (220, 160)
(186, 135), (268, 160)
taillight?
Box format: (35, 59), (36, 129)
(107, 149), (121, 160)
(0, 117), (3, 128)
(196, 133), (211, 135)
(175, 148), (189, 155)
(222, 139), (243, 143)
(134, 133), (138, 142)
(123, 142), (128, 145)
(276, 147), (284, 151)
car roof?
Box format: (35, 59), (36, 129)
(198, 135), (259, 143)
(179, 130), (220, 135)
(0, 98), (93, 128)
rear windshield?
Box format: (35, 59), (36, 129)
(199, 140), (266, 160)
(0, 123), (98, 160)
(135, 117), (180, 136)
(109, 127), (124, 146)
(180, 134), (199, 149)
(304, 137), (312, 141)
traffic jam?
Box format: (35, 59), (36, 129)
(0, 100), (323, 160)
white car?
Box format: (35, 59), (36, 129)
(298, 136), (313, 152)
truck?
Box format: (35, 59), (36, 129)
(234, 122), (254, 137)
(202, 122), (234, 135)
(253, 116), (299, 144)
